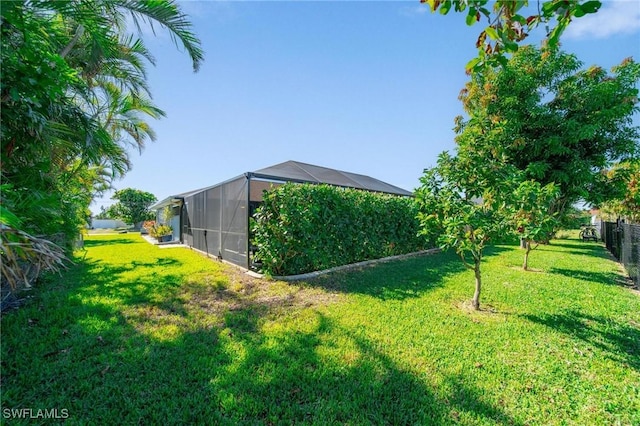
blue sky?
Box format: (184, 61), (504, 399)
(93, 0), (640, 213)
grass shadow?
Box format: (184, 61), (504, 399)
(543, 240), (614, 260)
(70, 257), (189, 317)
(482, 245), (512, 257)
(522, 310), (640, 371)
(303, 249), (467, 300)
(303, 245), (513, 301)
(2, 259), (520, 424)
(83, 238), (141, 248)
(3, 234), (635, 424)
(549, 267), (632, 287)
(83, 311), (518, 424)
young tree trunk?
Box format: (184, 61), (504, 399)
(472, 260), (482, 310)
(523, 240), (531, 270)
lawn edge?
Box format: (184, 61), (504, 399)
(270, 248), (442, 282)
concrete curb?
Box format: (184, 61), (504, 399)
(140, 234), (186, 248)
(267, 248), (441, 282)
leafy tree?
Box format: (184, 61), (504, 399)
(511, 180), (560, 270)
(95, 205), (122, 220)
(598, 161), (640, 224)
(456, 46), (640, 220)
(416, 151), (515, 310)
(109, 188), (157, 228)
(423, 0), (602, 71)
(95, 206), (111, 220)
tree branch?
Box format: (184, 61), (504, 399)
(459, 252), (475, 270)
(59, 24), (85, 59)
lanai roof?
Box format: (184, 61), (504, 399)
(250, 160), (413, 196)
(151, 160), (412, 209)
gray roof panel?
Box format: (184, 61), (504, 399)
(252, 160), (412, 196)
(153, 160), (412, 209)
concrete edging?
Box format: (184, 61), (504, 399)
(269, 248), (441, 282)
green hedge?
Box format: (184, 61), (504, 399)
(251, 183), (429, 276)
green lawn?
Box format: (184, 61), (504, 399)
(1, 233), (638, 425)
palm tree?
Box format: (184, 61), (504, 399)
(1, 0), (203, 292)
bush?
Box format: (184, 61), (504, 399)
(252, 183), (429, 275)
(148, 224), (172, 240)
(157, 225), (172, 236)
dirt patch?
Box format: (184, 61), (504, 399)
(180, 265), (341, 318)
(508, 266), (544, 273)
(456, 300), (512, 321)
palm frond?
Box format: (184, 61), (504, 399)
(115, 0), (204, 72)
(1, 228), (68, 292)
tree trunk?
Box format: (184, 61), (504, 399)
(472, 260), (481, 310)
(523, 240), (531, 270)
(520, 237), (527, 249)
(59, 25), (85, 59)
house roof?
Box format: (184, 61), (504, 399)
(151, 160), (412, 209)
(250, 160), (413, 196)
(150, 188), (204, 210)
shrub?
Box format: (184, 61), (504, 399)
(252, 183), (429, 275)
(157, 225), (172, 236)
(148, 224), (172, 240)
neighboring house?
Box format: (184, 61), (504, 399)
(90, 219), (127, 229)
(589, 208), (601, 233)
(150, 160), (413, 270)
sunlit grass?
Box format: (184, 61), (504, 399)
(1, 233), (638, 425)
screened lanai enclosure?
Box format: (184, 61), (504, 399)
(150, 160), (413, 270)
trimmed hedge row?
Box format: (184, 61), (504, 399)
(251, 183), (429, 276)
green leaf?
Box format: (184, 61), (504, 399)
(9, 87), (19, 101)
(466, 7), (478, 26)
(574, 5), (586, 18)
(512, 14), (527, 25)
(580, 1), (601, 14)
(440, 0), (452, 15)
(253, 183), (427, 275)
(485, 26), (499, 40)
(542, 0), (563, 15)
(548, 19), (568, 47)
(0, 204), (22, 228)
(504, 39), (519, 52)
(454, 1), (468, 13)
(465, 57), (482, 71)
(496, 54), (509, 67)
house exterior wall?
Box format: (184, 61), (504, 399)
(249, 179), (282, 202)
(169, 215), (180, 241)
(90, 219), (127, 229)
